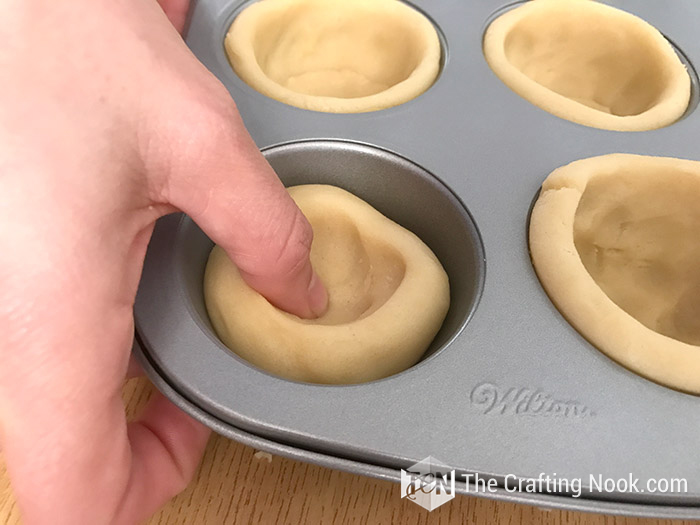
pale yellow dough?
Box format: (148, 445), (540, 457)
(225, 0), (441, 113)
(530, 154), (700, 393)
(204, 185), (450, 384)
(484, 0), (691, 131)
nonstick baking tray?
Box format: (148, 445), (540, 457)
(134, 0), (700, 518)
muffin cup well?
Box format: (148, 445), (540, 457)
(225, 0), (443, 112)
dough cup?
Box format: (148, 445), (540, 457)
(530, 154), (700, 393)
(484, 0), (692, 131)
(225, 0), (441, 112)
(205, 185), (450, 384)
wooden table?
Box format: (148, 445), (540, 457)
(1, 378), (696, 525)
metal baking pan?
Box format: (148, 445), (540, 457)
(134, 0), (700, 518)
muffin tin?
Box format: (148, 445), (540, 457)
(134, 0), (700, 518)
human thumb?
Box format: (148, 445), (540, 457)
(159, 104), (328, 319)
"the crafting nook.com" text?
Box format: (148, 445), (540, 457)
(461, 472), (689, 498)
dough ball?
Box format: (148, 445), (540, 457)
(204, 185), (450, 384)
(225, 0), (441, 113)
(530, 154), (700, 393)
(484, 0), (690, 131)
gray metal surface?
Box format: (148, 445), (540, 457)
(134, 0), (700, 518)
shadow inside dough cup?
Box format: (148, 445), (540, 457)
(225, 0), (441, 112)
(483, 0), (691, 131)
(204, 185), (450, 384)
(530, 154), (700, 393)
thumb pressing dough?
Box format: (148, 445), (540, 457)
(224, 0), (441, 113)
(483, 0), (690, 131)
(204, 185), (450, 384)
(530, 154), (700, 394)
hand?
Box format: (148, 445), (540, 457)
(0, 1), (327, 523)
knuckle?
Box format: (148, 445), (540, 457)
(265, 210), (314, 278)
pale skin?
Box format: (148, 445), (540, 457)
(0, 0), (328, 523)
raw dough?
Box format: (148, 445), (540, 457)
(204, 185), (450, 384)
(530, 154), (700, 393)
(225, 0), (441, 113)
(483, 0), (690, 131)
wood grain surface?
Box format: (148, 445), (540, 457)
(0, 378), (696, 525)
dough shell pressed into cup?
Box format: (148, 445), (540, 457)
(529, 154), (700, 394)
(204, 184), (450, 384)
(225, 0), (441, 113)
(483, 0), (691, 131)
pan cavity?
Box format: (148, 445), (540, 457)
(483, 0), (695, 131)
(179, 141), (485, 384)
(529, 154), (700, 394)
(224, 0), (444, 113)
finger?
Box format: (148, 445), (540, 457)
(115, 392), (211, 524)
(155, 0), (191, 34)
(163, 110), (328, 319)
(1, 297), (208, 525)
(0, 185), (206, 524)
